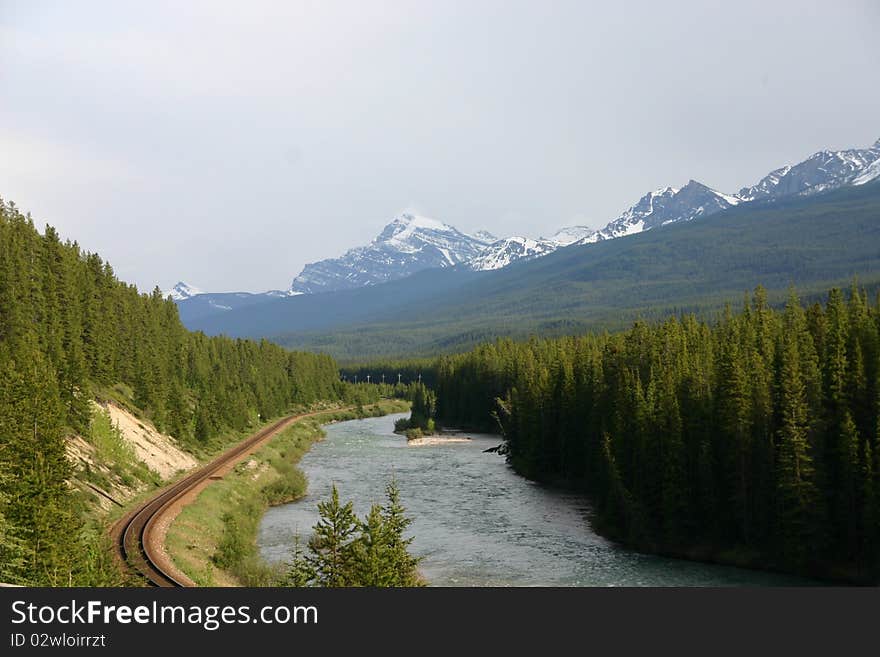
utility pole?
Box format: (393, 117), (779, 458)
(366, 375), (371, 383)
(398, 373), (402, 384)
(381, 374), (385, 384)
(354, 375), (358, 384)
(418, 373), (422, 384)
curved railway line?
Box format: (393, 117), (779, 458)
(111, 409), (344, 587)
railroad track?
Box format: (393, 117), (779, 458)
(112, 409), (342, 587)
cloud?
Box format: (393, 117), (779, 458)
(1, 1), (878, 292)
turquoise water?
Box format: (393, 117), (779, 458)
(257, 413), (818, 586)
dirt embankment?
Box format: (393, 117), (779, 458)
(65, 401), (197, 511)
(103, 402), (197, 478)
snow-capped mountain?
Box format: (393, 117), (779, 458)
(578, 181), (740, 244)
(472, 230), (499, 243)
(468, 236), (558, 271)
(548, 225), (597, 246)
(280, 136), (880, 289)
(738, 139), (880, 202)
(164, 281), (202, 301)
(290, 213), (493, 294)
(562, 136), (880, 246)
(736, 165), (792, 202)
(168, 136), (880, 303)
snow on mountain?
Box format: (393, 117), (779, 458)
(736, 165), (792, 202)
(275, 136), (880, 294)
(290, 212), (489, 294)
(266, 289), (303, 298)
(467, 236), (558, 271)
(575, 181), (740, 244)
(738, 138), (880, 201)
(471, 230), (499, 244)
(164, 281), (202, 301)
(467, 226), (597, 271)
(548, 225), (597, 246)
(853, 157), (880, 186)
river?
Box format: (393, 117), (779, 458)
(257, 413), (817, 586)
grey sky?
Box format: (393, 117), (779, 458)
(1, 1), (878, 292)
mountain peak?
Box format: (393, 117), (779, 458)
(653, 186), (678, 196)
(286, 135), (880, 296)
(291, 213), (488, 294)
(377, 213), (456, 244)
(165, 281), (201, 301)
(738, 137), (880, 202)
(549, 225), (597, 246)
(387, 212), (450, 231)
(467, 236), (557, 271)
(678, 180), (741, 205)
(471, 229), (498, 244)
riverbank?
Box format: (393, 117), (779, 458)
(511, 465), (863, 586)
(259, 414), (816, 585)
(164, 399), (409, 586)
(590, 516), (868, 585)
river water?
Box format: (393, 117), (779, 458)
(257, 413), (816, 586)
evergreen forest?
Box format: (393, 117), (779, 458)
(431, 286), (880, 581)
(0, 199), (347, 585)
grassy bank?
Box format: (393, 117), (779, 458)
(165, 399), (409, 586)
(87, 400), (361, 586)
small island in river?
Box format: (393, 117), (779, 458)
(393, 383), (471, 445)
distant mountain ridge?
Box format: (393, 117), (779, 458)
(467, 236), (558, 271)
(182, 181), (880, 361)
(579, 181), (741, 244)
(169, 135), (880, 313)
(739, 138), (880, 201)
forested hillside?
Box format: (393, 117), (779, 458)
(183, 182), (880, 362)
(433, 286), (880, 582)
(0, 198), (345, 585)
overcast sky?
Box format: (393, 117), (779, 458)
(1, 1), (879, 292)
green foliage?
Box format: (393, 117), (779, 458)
(0, 197), (345, 585)
(87, 406), (156, 483)
(434, 285), (880, 582)
(394, 382), (436, 435)
(0, 475), (26, 583)
(203, 181), (880, 361)
(379, 479), (421, 585)
(286, 481), (422, 587)
(306, 485), (360, 587)
(170, 402), (406, 587)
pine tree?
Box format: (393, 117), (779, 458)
(0, 471), (26, 584)
(859, 439), (877, 577)
(283, 534), (316, 587)
(0, 199), (349, 585)
(351, 504), (395, 586)
(717, 317), (752, 542)
(775, 294), (818, 568)
(307, 485), (359, 587)
(380, 479), (421, 586)
(0, 337), (81, 585)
